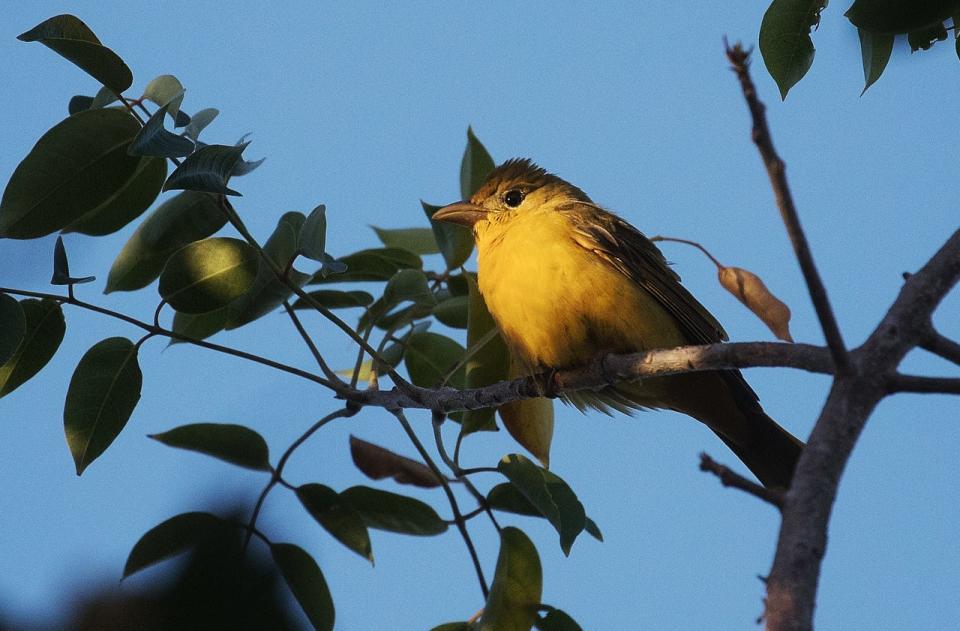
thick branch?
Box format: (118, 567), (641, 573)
(886, 374), (960, 395)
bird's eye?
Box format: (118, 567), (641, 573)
(503, 189), (524, 207)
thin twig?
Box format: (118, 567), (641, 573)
(282, 300), (341, 383)
(699, 453), (784, 509)
(725, 42), (849, 374)
(431, 412), (501, 531)
(920, 325), (960, 366)
(650, 235), (725, 269)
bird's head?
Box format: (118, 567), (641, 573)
(433, 158), (591, 229)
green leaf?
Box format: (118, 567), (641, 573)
(535, 609), (583, 631)
(487, 483), (603, 543)
(299, 204), (330, 261)
(310, 247), (422, 283)
(158, 237), (259, 314)
(0, 299), (65, 398)
(479, 527), (542, 631)
(460, 126), (495, 199)
(0, 295), (26, 366)
(846, 0), (957, 33)
(292, 289), (373, 310)
(163, 143), (249, 196)
(759, 0), (827, 99)
(271, 543), (335, 631)
(431, 624), (471, 631)
(907, 22), (949, 51)
(149, 423), (271, 471)
(124, 512), (224, 578)
(384, 269), (436, 308)
(63, 155), (167, 236)
(90, 85), (119, 109)
(461, 273), (506, 434)
(423, 201), (475, 270)
(68, 95), (93, 115)
(17, 15), (133, 93)
(64, 337), (142, 475)
(183, 108), (219, 142)
(105, 191), (226, 293)
(498, 454), (586, 556)
(168, 306), (231, 345)
(51, 236), (95, 285)
(371, 226), (439, 255)
(340, 485), (448, 536)
(128, 100), (194, 158)
(142, 74), (185, 121)
(433, 295), (469, 329)
(404, 331), (466, 388)
(296, 483), (373, 563)
(858, 29), (895, 94)
(0, 108), (142, 238)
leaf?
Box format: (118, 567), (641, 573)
(68, 95), (93, 115)
(433, 295), (469, 329)
(846, 0), (958, 33)
(423, 201), (475, 270)
(142, 74), (185, 121)
(128, 101), (194, 158)
(759, 0), (827, 99)
(296, 483), (373, 563)
(292, 290), (373, 310)
(535, 609), (583, 631)
(183, 108), (219, 142)
(158, 237), (259, 314)
(404, 331), (466, 388)
(858, 29), (894, 94)
(105, 191), (226, 293)
(64, 337), (142, 474)
(340, 485), (447, 536)
(479, 527), (542, 631)
(163, 143), (249, 196)
(0, 108), (142, 238)
(907, 22), (949, 51)
(499, 363), (554, 467)
(371, 226), (440, 255)
(17, 14), (133, 93)
(168, 306), (231, 345)
(431, 624), (472, 631)
(50, 236), (96, 286)
(271, 543), (335, 631)
(0, 295), (26, 366)
(0, 299), (66, 398)
(460, 126), (495, 199)
(350, 435), (441, 488)
(90, 85), (119, 109)
(230, 135), (265, 177)
(63, 155), (167, 236)
(487, 483), (603, 543)
(384, 269), (436, 308)
(309, 247), (422, 283)
(498, 454), (585, 556)
(298, 204), (330, 262)
(124, 512), (225, 578)
(149, 423), (271, 471)
(461, 273), (507, 433)
(717, 266), (793, 342)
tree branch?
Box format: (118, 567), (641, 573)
(699, 453), (784, 509)
(919, 325), (960, 366)
(886, 374), (960, 395)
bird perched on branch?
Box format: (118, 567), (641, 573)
(433, 159), (802, 488)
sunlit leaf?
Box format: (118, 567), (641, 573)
(63, 155), (167, 236)
(142, 74), (185, 121)
(128, 100), (194, 158)
(105, 191), (226, 293)
(309, 247), (422, 283)
(0, 295), (26, 366)
(350, 435), (441, 488)
(423, 201), (474, 270)
(759, 0), (827, 99)
(292, 289), (373, 310)
(124, 512), (224, 578)
(0, 299), (65, 398)
(372, 226), (439, 255)
(149, 423), (271, 471)
(0, 108), (141, 238)
(64, 337), (142, 474)
(183, 107), (219, 142)
(163, 143), (248, 196)
(296, 483), (373, 563)
(18, 14), (133, 93)
(271, 543), (335, 631)
(858, 29), (894, 94)
(460, 126), (495, 199)
(404, 331), (466, 388)
(159, 237), (259, 314)
(479, 527), (542, 631)
(340, 485), (447, 536)
(499, 375), (553, 468)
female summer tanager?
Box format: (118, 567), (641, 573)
(434, 159), (802, 488)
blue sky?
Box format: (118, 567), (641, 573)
(1, 2), (958, 629)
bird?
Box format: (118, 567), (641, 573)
(433, 158), (803, 488)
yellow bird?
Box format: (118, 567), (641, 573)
(434, 159), (802, 488)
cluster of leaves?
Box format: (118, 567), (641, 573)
(759, 0), (960, 97)
(0, 15), (595, 631)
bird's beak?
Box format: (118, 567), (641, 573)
(432, 201), (488, 227)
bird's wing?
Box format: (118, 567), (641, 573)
(565, 203), (728, 346)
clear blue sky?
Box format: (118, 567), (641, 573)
(1, 2), (958, 629)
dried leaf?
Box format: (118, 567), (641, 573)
(718, 266), (793, 342)
(349, 435), (442, 488)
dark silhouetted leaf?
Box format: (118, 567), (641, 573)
(384, 269), (436, 308)
(163, 143), (249, 196)
(759, 0), (827, 99)
(498, 454), (585, 555)
(292, 289), (373, 310)
(460, 126), (495, 199)
(105, 191), (226, 293)
(271, 543), (335, 631)
(0, 108), (141, 238)
(461, 273), (506, 433)
(230, 135), (265, 176)
(298, 204), (329, 262)
(183, 108), (219, 142)
(907, 21), (949, 50)
(310, 247), (422, 283)
(404, 331), (466, 388)
(480, 527), (542, 631)
(858, 29), (894, 94)
(423, 201), (474, 270)
(158, 237), (259, 313)
(350, 435), (441, 488)
(0, 295), (26, 366)
(90, 85), (119, 109)
(51, 236), (95, 285)
(68, 95), (93, 114)
(0, 299), (65, 398)
(149, 423), (271, 471)
(372, 226), (439, 255)
(296, 483), (373, 562)
(142, 74), (185, 121)
(63, 155), (167, 236)
(536, 608), (583, 631)
(64, 337), (142, 474)
(431, 624), (471, 631)
(846, 0), (957, 33)
(18, 14), (133, 93)
(487, 483), (602, 543)
(128, 100), (194, 158)
(124, 512), (224, 578)
(433, 295), (469, 329)
(340, 485), (447, 535)
(168, 306), (231, 345)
